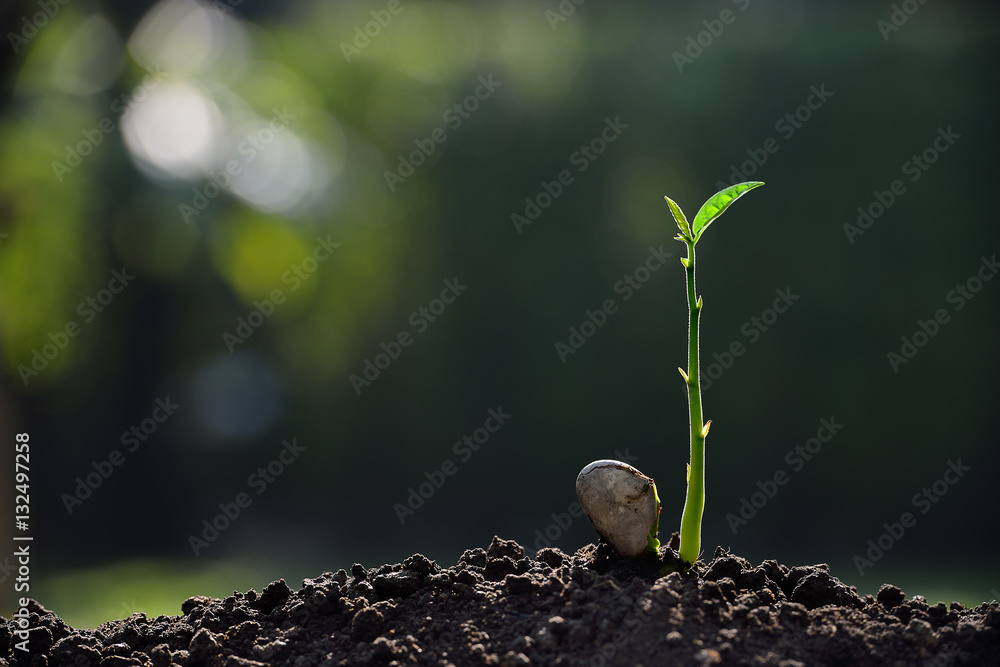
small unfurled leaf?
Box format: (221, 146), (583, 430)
(691, 181), (764, 243)
(664, 196), (691, 239)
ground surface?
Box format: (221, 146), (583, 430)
(4, 535), (999, 666)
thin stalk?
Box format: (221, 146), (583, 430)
(678, 238), (707, 565)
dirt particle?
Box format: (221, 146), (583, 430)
(876, 583), (906, 609)
(285, 601), (313, 626)
(373, 570), (422, 598)
(535, 548), (565, 569)
(350, 606), (385, 643)
(694, 647), (722, 664)
(745, 567), (773, 591)
(902, 618), (937, 647)
(715, 577), (737, 602)
(500, 650), (531, 666)
(790, 570), (857, 609)
(778, 602), (808, 626)
(181, 596), (213, 616)
(704, 556), (743, 582)
(547, 616), (567, 636)
(349, 579), (378, 604)
(402, 553), (438, 575)
(484, 556), (518, 581)
(487, 536), (525, 561)
(371, 636), (394, 659)
(784, 564), (828, 597)
(505, 573), (537, 595)
(453, 565), (484, 585)
(149, 643), (172, 667)
(50, 634), (101, 665)
(257, 579), (291, 613)
(101, 656), (143, 667)
(105, 642), (131, 656)
(460, 548), (488, 568)
(188, 628), (222, 662)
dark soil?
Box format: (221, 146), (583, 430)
(5, 535), (999, 666)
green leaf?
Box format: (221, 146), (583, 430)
(691, 181), (764, 243)
(664, 196), (691, 239)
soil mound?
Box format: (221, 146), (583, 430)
(5, 536), (999, 666)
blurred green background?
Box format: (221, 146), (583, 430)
(1, 0), (998, 629)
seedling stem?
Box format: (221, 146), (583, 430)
(664, 181), (764, 567)
(678, 235), (706, 565)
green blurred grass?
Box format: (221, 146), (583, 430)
(33, 560), (267, 629)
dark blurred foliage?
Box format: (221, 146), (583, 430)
(0, 0), (998, 625)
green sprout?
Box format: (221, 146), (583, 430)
(664, 181), (765, 566)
